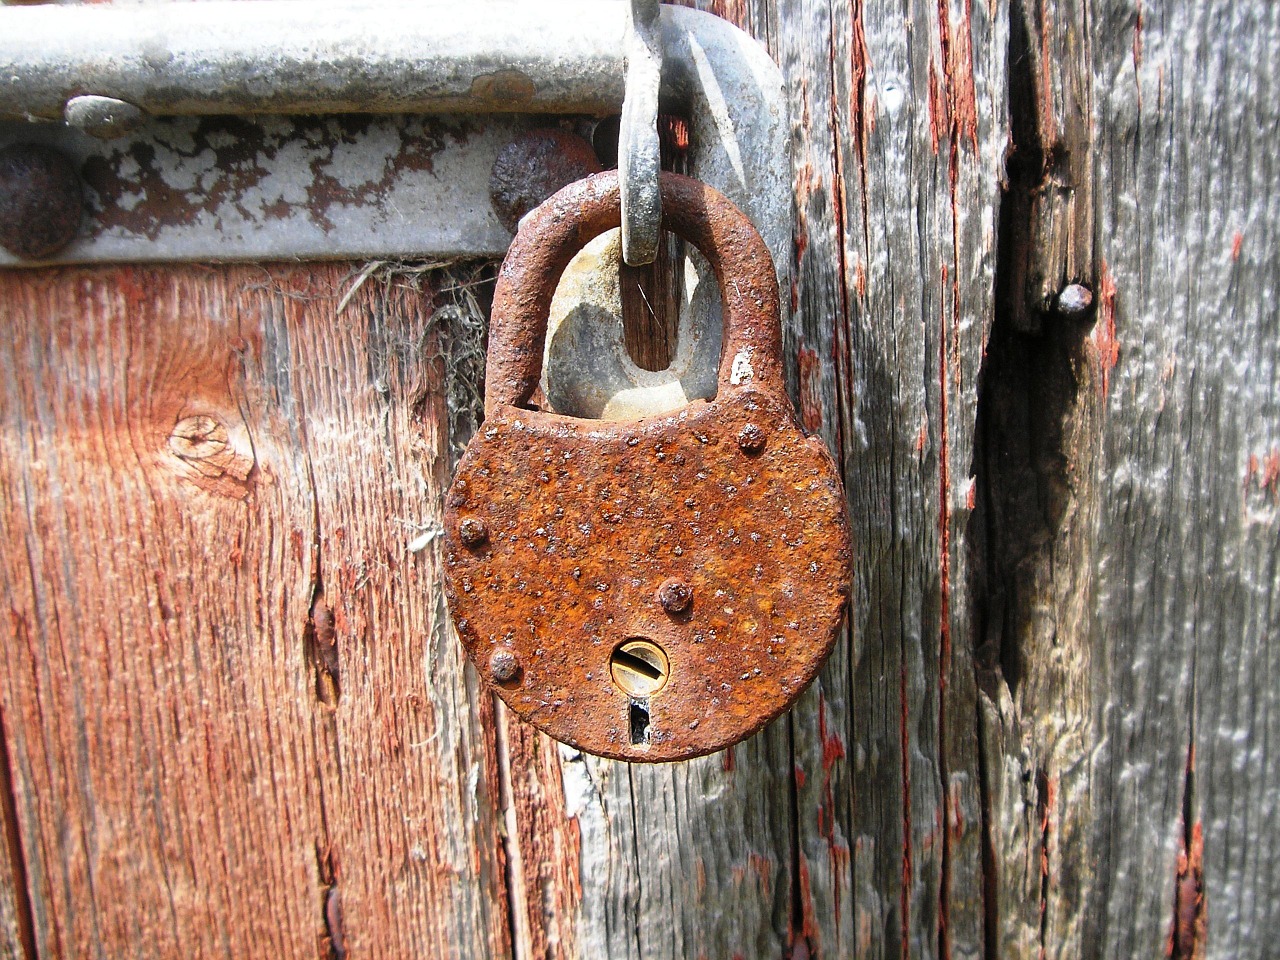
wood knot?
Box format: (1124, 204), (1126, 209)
(168, 415), (256, 499)
(169, 415), (227, 458)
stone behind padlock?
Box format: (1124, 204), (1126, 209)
(443, 171), (851, 762)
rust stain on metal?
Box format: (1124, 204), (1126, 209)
(470, 70), (539, 104)
(0, 142), (82, 259)
(656, 576), (693, 615)
(488, 128), (602, 233)
(445, 172), (850, 761)
(80, 114), (454, 241)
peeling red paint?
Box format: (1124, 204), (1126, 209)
(791, 856), (820, 957)
(792, 161), (815, 314)
(749, 853), (774, 898)
(816, 696), (849, 928)
(1092, 261), (1120, 397)
(915, 420), (929, 454)
(928, 58), (945, 155)
(1035, 772), (1058, 960)
(818, 697), (846, 774)
(1039, 776), (1056, 844)
(799, 76), (813, 135)
(798, 347), (825, 434)
(937, 260), (954, 960)
(794, 161), (817, 230)
(850, 0), (870, 223)
(795, 764), (808, 790)
(936, 0), (980, 165)
(1261, 449), (1280, 498)
(1133, 1), (1145, 70)
(709, 0), (749, 29)
(722, 746), (736, 773)
(1169, 823), (1205, 959)
(1231, 232), (1244, 261)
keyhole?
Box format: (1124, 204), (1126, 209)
(609, 638), (670, 698)
(629, 701), (651, 745)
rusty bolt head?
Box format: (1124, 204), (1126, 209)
(0, 143), (83, 260)
(1055, 283), (1094, 319)
(657, 577), (693, 614)
(458, 516), (489, 548)
(489, 129), (603, 233)
(737, 423), (767, 456)
(489, 649), (521, 684)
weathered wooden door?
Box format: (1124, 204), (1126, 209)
(2, 0), (1277, 957)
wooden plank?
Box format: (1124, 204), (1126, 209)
(1081, 2), (1280, 956)
(0, 263), (510, 957)
(761, 0), (1010, 954)
(976, 2), (1280, 959)
(503, 0), (1011, 956)
(973, 0), (1103, 956)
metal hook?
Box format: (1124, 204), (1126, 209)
(619, 0), (663, 266)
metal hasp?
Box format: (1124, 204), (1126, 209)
(0, 0), (790, 286)
(444, 173), (851, 762)
(619, 0), (663, 266)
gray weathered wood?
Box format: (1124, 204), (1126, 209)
(1085, 2), (1280, 956)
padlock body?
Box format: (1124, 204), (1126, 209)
(444, 387), (850, 761)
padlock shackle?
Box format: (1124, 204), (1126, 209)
(484, 171), (782, 417)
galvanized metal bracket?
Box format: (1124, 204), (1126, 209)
(0, 0), (792, 420)
(0, 0), (788, 268)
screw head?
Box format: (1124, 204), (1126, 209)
(458, 516), (489, 548)
(1056, 283), (1094, 319)
(657, 576), (693, 614)
(737, 423), (767, 456)
(0, 143), (82, 260)
(609, 638), (670, 698)
(489, 649), (521, 684)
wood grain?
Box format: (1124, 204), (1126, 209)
(1082, 3), (1280, 957)
(0, 264), (509, 958)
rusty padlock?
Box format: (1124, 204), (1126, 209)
(444, 171), (850, 761)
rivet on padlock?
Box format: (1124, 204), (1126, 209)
(444, 171), (851, 762)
